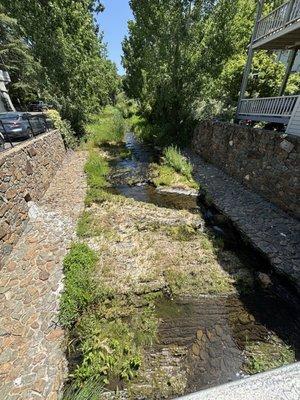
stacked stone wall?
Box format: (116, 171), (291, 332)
(0, 131), (66, 262)
(192, 121), (300, 218)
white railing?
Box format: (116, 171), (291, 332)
(239, 95), (299, 117)
(255, 0), (300, 42)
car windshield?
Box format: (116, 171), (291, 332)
(0, 113), (21, 120)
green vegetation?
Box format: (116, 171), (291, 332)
(2, 1), (119, 131)
(244, 337), (295, 374)
(163, 146), (193, 180)
(59, 243), (99, 329)
(85, 106), (125, 146)
(84, 150), (110, 206)
(77, 211), (100, 238)
(123, 0), (300, 144)
(72, 305), (157, 385)
(81, 106), (126, 205)
(63, 379), (104, 400)
(47, 110), (77, 149)
(150, 146), (199, 190)
(60, 244), (158, 389)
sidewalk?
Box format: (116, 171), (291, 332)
(0, 151), (87, 399)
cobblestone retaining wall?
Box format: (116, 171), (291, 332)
(192, 121), (300, 218)
(0, 131), (66, 262)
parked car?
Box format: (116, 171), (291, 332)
(0, 112), (47, 141)
(28, 101), (53, 112)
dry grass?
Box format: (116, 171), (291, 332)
(82, 193), (251, 297)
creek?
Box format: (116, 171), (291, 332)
(106, 132), (300, 395)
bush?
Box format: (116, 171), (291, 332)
(47, 109), (78, 149)
(115, 92), (138, 119)
(59, 243), (98, 329)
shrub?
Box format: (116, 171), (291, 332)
(47, 109), (78, 149)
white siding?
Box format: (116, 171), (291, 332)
(287, 96), (300, 136)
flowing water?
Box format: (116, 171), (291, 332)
(106, 133), (300, 396)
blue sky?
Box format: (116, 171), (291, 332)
(97, 1), (133, 75)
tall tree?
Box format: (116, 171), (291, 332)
(123, 0), (213, 143)
(123, 0), (294, 142)
(0, 6), (43, 108)
(2, 0), (119, 131)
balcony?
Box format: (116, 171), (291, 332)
(238, 95), (299, 124)
(253, 0), (300, 50)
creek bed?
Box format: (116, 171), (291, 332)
(104, 133), (300, 396)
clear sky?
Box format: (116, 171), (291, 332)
(97, 1), (133, 76)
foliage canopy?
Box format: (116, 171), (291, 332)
(122, 0), (300, 144)
(1, 0), (119, 132)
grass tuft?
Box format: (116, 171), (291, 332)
(84, 150), (111, 206)
(63, 378), (104, 400)
(85, 106), (125, 147)
(163, 146), (193, 181)
(59, 243), (99, 329)
(150, 146), (199, 190)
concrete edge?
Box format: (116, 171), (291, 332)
(176, 362), (300, 400)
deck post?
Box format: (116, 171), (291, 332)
(236, 0), (265, 117)
(279, 49), (298, 96)
(284, 0), (296, 24)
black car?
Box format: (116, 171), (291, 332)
(28, 101), (52, 112)
(0, 112), (47, 141)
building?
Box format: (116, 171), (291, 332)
(236, 0), (300, 136)
(0, 69), (15, 113)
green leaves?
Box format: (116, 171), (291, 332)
(123, 0), (297, 136)
(1, 0), (119, 132)
(123, 0), (205, 143)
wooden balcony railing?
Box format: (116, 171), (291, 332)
(239, 95), (299, 119)
(255, 0), (300, 42)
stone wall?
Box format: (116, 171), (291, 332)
(192, 121), (300, 218)
(0, 130), (66, 261)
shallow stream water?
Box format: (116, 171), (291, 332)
(107, 133), (300, 396)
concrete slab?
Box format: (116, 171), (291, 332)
(177, 362), (300, 400)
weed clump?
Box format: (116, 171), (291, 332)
(84, 150), (111, 206)
(59, 243), (99, 329)
(163, 146), (193, 181)
(60, 245), (158, 389)
(150, 146), (199, 190)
